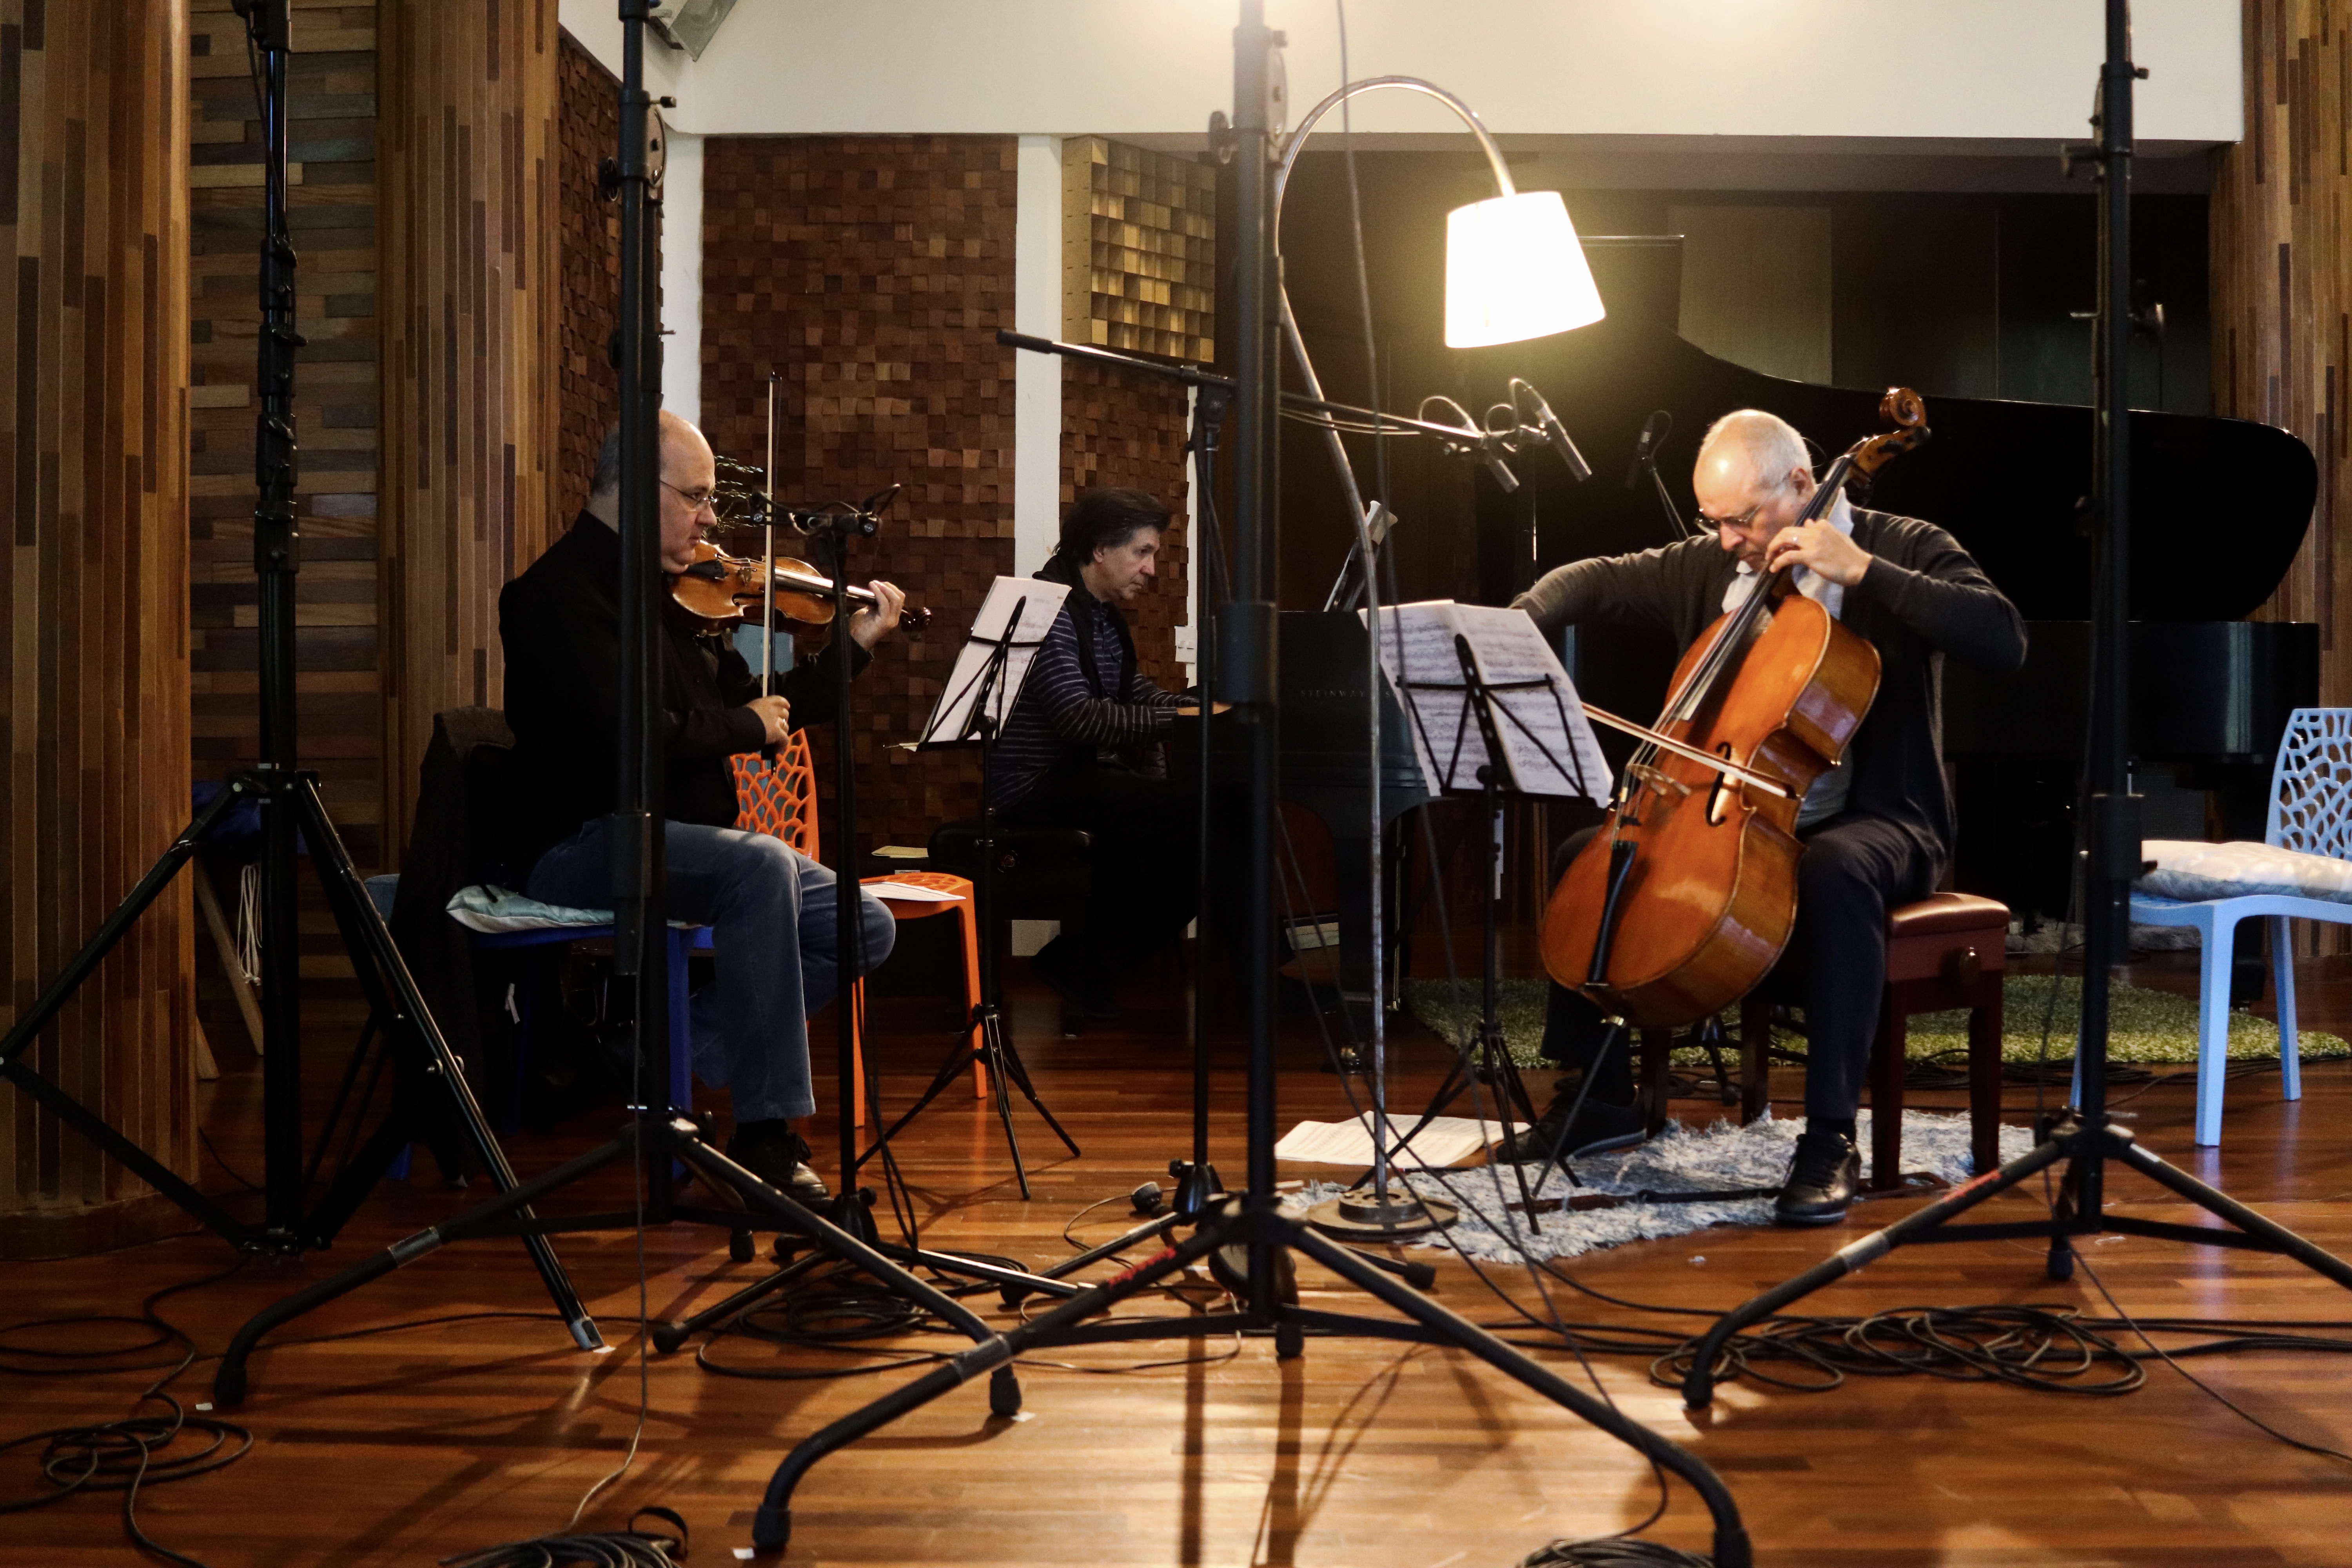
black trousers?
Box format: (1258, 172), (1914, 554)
(1002, 766), (1204, 984)
(1544, 812), (1938, 1121)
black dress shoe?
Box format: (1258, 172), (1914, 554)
(1492, 1088), (1646, 1164)
(1774, 1128), (1861, 1226)
(726, 1120), (830, 1208)
(1029, 939), (1122, 1020)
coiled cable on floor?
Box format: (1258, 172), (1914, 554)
(440, 1507), (690, 1568)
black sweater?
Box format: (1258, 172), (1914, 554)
(1509, 508), (2026, 870)
(499, 513), (867, 875)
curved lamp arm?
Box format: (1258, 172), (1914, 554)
(1276, 75), (1515, 216)
(1268, 76), (1514, 1204)
(1270, 75), (1519, 585)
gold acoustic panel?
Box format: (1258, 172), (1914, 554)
(1063, 136), (1216, 363)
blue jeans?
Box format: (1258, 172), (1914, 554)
(526, 818), (897, 1122)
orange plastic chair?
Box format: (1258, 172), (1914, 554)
(731, 738), (986, 1127)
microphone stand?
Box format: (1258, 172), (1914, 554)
(1628, 412), (1694, 540)
(991, 328), (1230, 1225)
(745, 38), (1755, 1568)
(214, 2), (1053, 1410)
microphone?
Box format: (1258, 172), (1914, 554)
(1510, 378), (1592, 483)
(1476, 436), (1520, 494)
(1624, 409), (1669, 490)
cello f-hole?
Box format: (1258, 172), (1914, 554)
(1706, 744), (1740, 826)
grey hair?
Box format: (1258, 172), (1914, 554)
(590, 425), (623, 498)
(1698, 409), (1811, 495)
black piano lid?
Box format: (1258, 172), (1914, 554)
(1476, 312), (2317, 622)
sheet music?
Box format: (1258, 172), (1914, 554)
(1449, 603), (1613, 801)
(918, 576), (1072, 746)
(1274, 1112), (1500, 1169)
(1363, 601), (1611, 802)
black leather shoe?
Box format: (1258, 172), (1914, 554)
(726, 1120), (830, 1208)
(1774, 1129), (1861, 1226)
(1029, 938), (1122, 1020)
(1492, 1087), (1646, 1165)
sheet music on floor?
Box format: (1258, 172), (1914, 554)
(1363, 600), (1613, 802)
(1274, 1111), (1501, 1169)
(918, 575), (1073, 747)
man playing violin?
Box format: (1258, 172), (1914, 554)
(499, 409), (909, 1204)
(1508, 408), (2025, 1224)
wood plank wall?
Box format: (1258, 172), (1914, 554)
(0, 0), (194, 1224)
(2214, 0), (2350, 700)
(187, 0), (383, 875)
(376, 0), (558, 861)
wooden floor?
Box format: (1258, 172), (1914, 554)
(17, 953), (2352, 1567)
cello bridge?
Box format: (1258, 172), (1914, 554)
(1628, 762), (1692, 800)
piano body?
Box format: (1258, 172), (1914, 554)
(1168, 612), (1432, 1009)
(1469, 310), (2320, 928)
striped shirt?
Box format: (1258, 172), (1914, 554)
(987, 576), (1182, 808)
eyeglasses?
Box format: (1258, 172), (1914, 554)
(1697, 503), (1764, 531)
(661, 479), (717, 513)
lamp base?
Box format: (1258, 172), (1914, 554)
(1305, 1187), (1458, 1240)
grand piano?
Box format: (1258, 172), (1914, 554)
(1474, 310), (2320, 932)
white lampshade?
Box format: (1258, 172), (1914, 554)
(1443, 191), (1606, 349)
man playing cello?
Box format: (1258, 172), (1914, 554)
(1506, 408), (2025, 1225)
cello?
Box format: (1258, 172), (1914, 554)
(1539, 388), (1931, 1028)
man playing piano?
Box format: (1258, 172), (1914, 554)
(991, 487), (1196, 1019)
(1508, 408), (2026, 1224)
(500, 410), (907, 1205)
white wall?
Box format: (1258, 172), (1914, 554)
(659, 130), (703, 426)
(561, 1), (2239, 149)
(1012, 135), (1063, 581)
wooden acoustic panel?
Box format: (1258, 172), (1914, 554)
(376, 0), (560, 863)
(2218, 0), (2349, 706)
(1, 0), (196, 1232)
(699, 134), (1020, 855)
(555, 31), (619, 522)
(1059, 360), (1192, 690)
(186, 0), (386, 870)
(1062, 136), (1216, 363)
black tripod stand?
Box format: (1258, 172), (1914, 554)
(0, 0), (589, 1355)
(1681, 0), (2352, 1411)
(213, 0), (1071, 1406)
(731, 15), (1752, 1563)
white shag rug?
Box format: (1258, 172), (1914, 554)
(1296, 1109), (2038, 1264)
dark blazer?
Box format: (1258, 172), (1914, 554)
(1510, 507), (2027, 871)
(498, 512), (866, 875)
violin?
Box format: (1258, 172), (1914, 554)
(669, 538), (931, 633)
(1539, 388), (1930, 1028)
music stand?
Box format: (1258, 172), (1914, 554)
(1349, 603), (1613, 1232)
(856, 575), (1082, 1197)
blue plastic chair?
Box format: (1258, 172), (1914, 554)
(368, 871), (707, 1180)
(479, 920), (707, 1127)
(2129, 706), (2352, 1145)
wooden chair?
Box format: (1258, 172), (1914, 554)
(1636, 891), (2007, 1190)
(730, 737), (986, 1126)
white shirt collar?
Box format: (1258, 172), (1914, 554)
(1725, 490), (1854, 617)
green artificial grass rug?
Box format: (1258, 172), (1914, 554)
(1399, 973), (2351, 1070)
